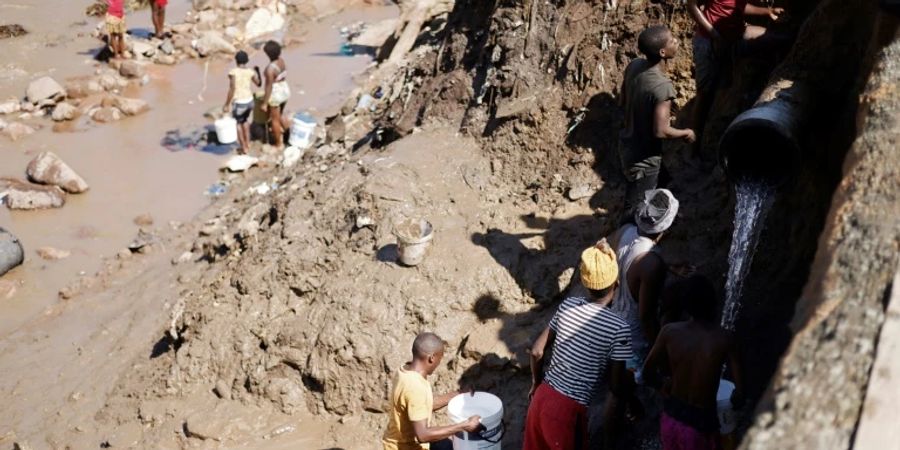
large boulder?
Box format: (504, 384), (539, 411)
(26, 152), (89, 193)
(244, 7), (285, 41)
(1, 179), (66, 210)
(26, 77), (65, 103)
(0, 227), (24, 278)
(193, 31), (236, 56)
(111, 96), (149, 116)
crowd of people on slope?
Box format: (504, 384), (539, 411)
(381, 0), (790, 448)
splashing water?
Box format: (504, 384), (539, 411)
(721, 180), (776, 330)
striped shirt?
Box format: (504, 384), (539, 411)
(544, 295), (632, 406)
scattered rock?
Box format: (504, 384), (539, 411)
(224, 26), (241, 41)
(0, 227), (25, 277)
(111, 96), (149, 116)
(128, 229), (158, 253)
(213, 379), (232, 400)
(26, 151), (90, 193)
(91, 107), (123, 123)
(51, 102), (78, 122)
(193, 0), (216, 10)
(36, 246), (70, 260)
(193, 31), (236, 56)
(130, 40), (156, 58)
(105, 421), (142, 449)
(158, 39), (175, 55)
(244, 7), (285, 41)
(133, 213), (154, 226)
(118, 60), (147, 79)
(198, 10), (219, 23)
(138, 400), (170, 426)
(26, 77), (65, 103)
(1, 122), (36, 141)
(567, 184), (594, 201)
(2, 179), (66, 210)
(154, 54), (177, 65)
(0, 24), (27, 39)
(0, 99), (21, 115)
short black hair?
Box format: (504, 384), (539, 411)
(412, 332), (444, 359)
(637, 25), (671, 60)
(263, 40), (282, 60)
(235, 50), (249, 65)
(681, 275), (718, 322)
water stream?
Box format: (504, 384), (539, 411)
(721, 180), (776, 330)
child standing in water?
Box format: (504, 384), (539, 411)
(223, 50), (261, 154)
(261, 40), (290, 149)
(106, 0), (126, 59)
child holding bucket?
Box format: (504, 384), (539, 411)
(223, 50), (261, 154)
(642, 275), (745, 450)
(383, 332), (481, 450)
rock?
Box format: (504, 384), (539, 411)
(244, 8), (285, 41)
(131, 40), (156, 58)
(221, 154), (258, 172)
(51, 102), (78, 122)
(91, 107), (122, 123)
(282, 146), (302, 167)
(118, 60), (146, 79)
(0, 279), (17, 299)
(198, 10), (218, 23)
(1, 179), (66, 210)
(133, 213), (154, 226)
(351, 18), (399, 48)
(193, 0), (215, 10)
(111, 96), (149, 116)
(98, 73), (123, 91)
(0, 227), (25, 277)
(154, 54), (176, 65)
(1, 122), (35, 141)
(36, 246), (70, 260)
(105, 422), (142, 449)
(12, 441), (33, 450)
(0, 99), (21, 115)
(26, 76), (65, 103)
(158, 39), (175, 55)
(26, 151), (90, 193)
(0, 24), (27, 39)
(129, 229), (158, 254)
(213, 379), (231, 400)
(567, 183), (594, 201)
(264, 378), (305, 414)
(557, 267), (575, 292)
(193, 31), (236, 56)
(223, 26), (241, 41)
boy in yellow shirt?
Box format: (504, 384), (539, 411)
(383, 332), (481, 450)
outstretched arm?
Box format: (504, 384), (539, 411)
(412, 416), (481, 443)
(744, 2), (784, 20)
(654, 100), (696, 143)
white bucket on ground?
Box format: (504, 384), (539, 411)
(289, 112), (316, 148)
(394, 218), (433, 266)
(717, 379), (737, 434)
(447, 392), (504, 450)
(215, 116), (238, 144)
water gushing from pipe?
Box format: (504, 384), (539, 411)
(721, 180), (776, 330)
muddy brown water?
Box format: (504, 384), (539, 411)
(0, 2), (398, 337)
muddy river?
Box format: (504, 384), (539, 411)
(0, 1), (397, 337)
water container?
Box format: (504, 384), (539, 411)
(393, 219), (433, 266)
(289, 112), (316, 149)
(447, 392), (504, 450)
(717, 379), (737, 434)
(214, 116), (237, 144)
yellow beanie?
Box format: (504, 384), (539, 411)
(580, 242), (618, 291)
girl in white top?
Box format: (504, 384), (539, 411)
(223, 50), (261, 154)
(262, 40), (291, 149)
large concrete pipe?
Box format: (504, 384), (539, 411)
(0, 227), (24, 277)
(719, 0), (880, 185)
(719, 80), (806, 184)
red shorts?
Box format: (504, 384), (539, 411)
(523, 384), (588, 450)
(660, 412), (721, 450)
(155, 0), (167, 7)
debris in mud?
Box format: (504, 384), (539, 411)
(128, 229), (159, 254)
(26, 151), (90, 194)
(36, 247), (71, 261)
(133, 214), (154, 227)
(90, 107), (123, 123)
(221, 154), (259, 172)
(0, 122), (36, 141)
(0, 24), (27, 39)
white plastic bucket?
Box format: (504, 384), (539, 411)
(290, 112), (316, 149)
(394, 219), (433, 266)
(717, 379), (737, 434)
(215, 116), (238, 144)
(447, 392), (504, 450)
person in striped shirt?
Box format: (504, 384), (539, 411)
(524, 241), (632, 450)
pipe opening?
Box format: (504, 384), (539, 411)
(720, 118), (801, 185)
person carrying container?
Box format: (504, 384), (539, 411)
(383, 332), (481, 450)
